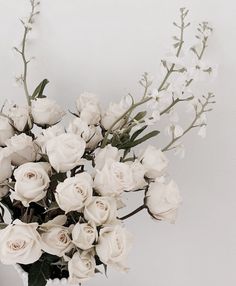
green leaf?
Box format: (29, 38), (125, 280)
(119, 130), (160, 149)
(130, 125), (147, 141)
(0, 223), (8, 229)
(31, 79), (49, 100)
(28, 257), (50, 286)
(133, 111), (147, 121)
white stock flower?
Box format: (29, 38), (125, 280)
(5, 104), (30, 131)
(96, 225), (133, 271)
(55, 172), (93, 213)
(41, 224), (73, 257)
(94, 161), (135, 196)
(72, 222), (98, 250)
(198, 125), (207, 138)
(94, 145), (120, 170)
(6, 134), (39, 166)
(31, 98), (65, 126)
(46, 133), (86, 173)
(68, 251), (96, 283)
(0, 116), (15, 146)
(0, 147), (12, 183)
(139, 145), (168, 179)
(12, 162), (50, 207)
(84, 196), (118, 226)
(145, 180), (182, 223)
(0, 220), (42, 265)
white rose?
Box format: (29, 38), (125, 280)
(0, 220), (42, 265)
(139, 145), (168, 178)
(68, 251), (96, 283)
(129, 160), (147, 190)
(31, 98), (65, 126)
(76, 92), (99, 111)
(5, 104), (30, 131)
(68, 118), (103, 149)
(55, 172), (93, 213)
(6, 134), (39, 166)
(41, 225), (73, 257)
(145, 180), (182, 223)
(12, 162), (50, 207)
(72, 222), (98, 250)
(45, 133), (86, 173)
(101, 101), (127, 130)
(0, 186), (9, 200)
(94, 161), (135, 196)
(84, 196), (118, 226)
(36, 125), (64, 153)
(94, 145), (120, 170)
(0, 116), (14, 146)
(96, 225), (133, 271)
(0, 147), (12, 183)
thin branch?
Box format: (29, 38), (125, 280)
(119, 204), (146, 220)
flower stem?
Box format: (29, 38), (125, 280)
(119, 204), (146, 220)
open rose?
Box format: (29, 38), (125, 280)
(12, 162), (50, 207)
(0, 116), (14, 146)
(0, 147), (12, 183)
(96, 225), (133, 271)
(84, 196), (118, 226)
(145, 180), (182, 223)
(6, 134), (39, 166)
(45, 133), (86, 173)
(4, 104), (30, 131)
(68, 251), (96, 283)
(139, 145), (168, 178)
(0, 220), (42, 265)
(72, 222), (98, 250)
(94, 145), (121, 170)
(31, 98), (65, 126)
(55, 172), (93, 213)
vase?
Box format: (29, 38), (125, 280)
(14, 264), (72, 286)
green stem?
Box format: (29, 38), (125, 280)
(119, 204), (146, 220)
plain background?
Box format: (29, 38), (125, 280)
(0, 0), (235, 285)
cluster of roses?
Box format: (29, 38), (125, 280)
(0, 93), (182, 283)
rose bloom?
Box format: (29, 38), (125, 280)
(0, 220), (42, 265)
(6, 134), (39, 166)
(84, 196), (118, 226)
(96, 225), (133, 271)
(55, 172), (93, 213)
(12, 162), (50, 207)
(94, 145), (121, 170)
(0, 147), (12, 183)
(4, 104), (30, 131)
(94, 160), (135, 196)
(139, 145), (168, 178)
(31, 98), (65, 126)
(145, 180), (182, 223)
(68, 251), (96, 284)
(45, 133), (86, 173)
(76, 92), (99, 111)
(0, 116), (14, 146)
(72, 222), (98, 250)
(41, 225), (73, 257)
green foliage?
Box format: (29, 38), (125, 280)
(31, 79), (49, 100)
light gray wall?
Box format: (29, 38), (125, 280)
(0, 0), (235, 285)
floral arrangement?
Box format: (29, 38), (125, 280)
(0, 1), (216, 286)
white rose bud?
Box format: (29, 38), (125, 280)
(5, 104), (30, 131)
(94, 145), (120, 170)
(0, 116), (14, 146)
(145, 180), (182, 223)
(67, 118), (103, 150)
(45, 133), (86, 173)
(96, 225), (133, 271)
(0, 220), (42, 265)
(72, 222), (98, 250)
(12, 162), (50, 207)
(84, 196), (118, 226)
(31, 98), (65, 126)
(68, 251), (96, 284)
(0, 147), (12, 183)
(94, 161), (135, 196)
(55, 172), (93, 213)
(41, 225), (73, 257)
(6, 134), (39, 166)
(140, 145), (168, 178)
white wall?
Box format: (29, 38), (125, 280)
(0, 0), (235, 285)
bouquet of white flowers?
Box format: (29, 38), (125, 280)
(0, 1), (216, 286)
